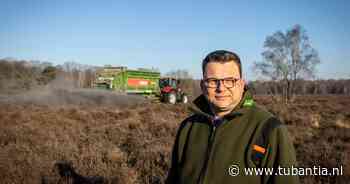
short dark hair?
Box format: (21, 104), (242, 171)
(202, 50), (242, 77)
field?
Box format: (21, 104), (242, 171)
(0, 90), (349, 184)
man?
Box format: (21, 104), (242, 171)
(166, 50), (299, 184)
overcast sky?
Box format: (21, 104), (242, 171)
(1, 0), (349, 80)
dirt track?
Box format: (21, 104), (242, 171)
(0, 95), (350, 183)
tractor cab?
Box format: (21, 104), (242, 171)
(159, 77), (188, 104)
(159, 78), (178, 92)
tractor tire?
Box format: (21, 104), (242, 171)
(181, 95), (188, 104)
(167, 92), (177, 104)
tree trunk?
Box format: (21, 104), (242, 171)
(282, 79), (289, 104)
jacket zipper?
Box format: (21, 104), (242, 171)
(198, 125), (216, 184)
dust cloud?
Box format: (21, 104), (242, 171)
(0, 77), (145, 107)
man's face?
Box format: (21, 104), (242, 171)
(201, 61), (245, 113)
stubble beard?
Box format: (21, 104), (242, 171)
(207, 97), (237, 116)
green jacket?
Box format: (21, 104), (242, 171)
(166, 91), (299, 184)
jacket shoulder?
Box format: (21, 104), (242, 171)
(175, 114), (209, 138)
(176, 114), (200, 131)
(182, 113), (208, 124)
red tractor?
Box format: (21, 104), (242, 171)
(159, 78), (188, 104)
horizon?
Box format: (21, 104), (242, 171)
(1, 0), (349, 80)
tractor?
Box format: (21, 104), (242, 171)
(159, 77), (188, 104)
(93, 66), (188, 104)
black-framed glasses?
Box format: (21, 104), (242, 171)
(204, 77), (240, 88)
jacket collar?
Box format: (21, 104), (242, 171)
(188, 90), (254, 121)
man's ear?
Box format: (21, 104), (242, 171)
(200, 80), (207, 95)
(240, 79), (246, 86)
(240, 79), (246, 91)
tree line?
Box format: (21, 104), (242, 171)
(248, 79), (350, 95)
(0, 59), (97, 94)
(1, 59), (349, 96)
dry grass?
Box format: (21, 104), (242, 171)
(0, 95), (349, 183)
(0, 102), (187, 184)
(255, 95), (350, 184)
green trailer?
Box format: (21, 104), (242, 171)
(94, 66), (160, 95)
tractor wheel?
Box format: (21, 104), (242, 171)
(181, 95), (188, 104)
(167, 92), (177, 104)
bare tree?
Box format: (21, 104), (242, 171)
(253, 24), (320, 103)
(164, 69), (192, 79)
(164, 69), (198, 96)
